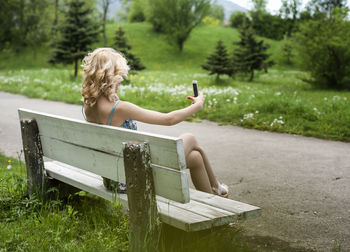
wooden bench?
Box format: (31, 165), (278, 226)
(18, 108), (260, 236)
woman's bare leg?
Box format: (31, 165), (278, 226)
(180, 133), (219, 193)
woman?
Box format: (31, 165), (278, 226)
(81, 48), (228, 197)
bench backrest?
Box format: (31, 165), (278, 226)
(18, 109), (190, 203)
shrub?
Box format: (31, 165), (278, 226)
(294, 8), (350, 89)
(229, 12), (249, 28)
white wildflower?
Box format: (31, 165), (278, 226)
(275, 92), (281, 96)
(243, 113), (254, 120)
(255, 110), (259, 114)
(270, 118), (284, 127)
(324, 97), (328, 101)
(344, 97), (348, 101)
(226, 99), (230, 102)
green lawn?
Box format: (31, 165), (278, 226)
(0, 153), (258, 252)
(0, 22), (349, 141)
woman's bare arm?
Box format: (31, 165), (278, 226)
(117, 92), (204, 126)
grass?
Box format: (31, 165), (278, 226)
(0, 22), (349, 141)
(1, 153), (264, 252)
(1, 67), (349, 141)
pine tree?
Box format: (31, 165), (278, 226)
(232, 23), (273, 81)
(114, 27), (145, 71)
(201, 40), (232, 79)
(49, 0), (99, 78)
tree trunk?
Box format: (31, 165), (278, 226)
(249, 70), (254, 82)
(123, 142), (159, 252)
(52, 0), (59, 37)
(74, 58), (78, 78)
(19, 0), (25, 47)
(103, 1), (109, 46)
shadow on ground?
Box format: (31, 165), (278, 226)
(159, 224), (316, 252)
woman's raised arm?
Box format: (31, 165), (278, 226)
(118, 92), (204, 126)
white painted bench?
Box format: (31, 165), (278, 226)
(18, 108), (260, 233)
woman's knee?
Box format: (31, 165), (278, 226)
(186, 150), (202, 168)
(180, 133), (199, 156)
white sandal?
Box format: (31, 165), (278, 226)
(212, 182), (229, 198)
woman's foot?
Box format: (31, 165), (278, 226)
(212, 182), (229, 198)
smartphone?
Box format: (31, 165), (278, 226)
(192, 80), (198, 97)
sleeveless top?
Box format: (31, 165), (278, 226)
(81, 99), (137, 130)
(82, 99), (137, 193)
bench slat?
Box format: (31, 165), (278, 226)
(41, 136), (125, 182)
(18, 109), (186, 171)
(190, 189), (261, 219)
(44, 161), (239, 232)
(157, 196), (237, 227)
(48, 159), (190, 203)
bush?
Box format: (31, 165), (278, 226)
(128, 0), (146, 22)
(229, 12), (249, 28)
(294, 8), (350, 89)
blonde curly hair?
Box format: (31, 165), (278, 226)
(81, 48), (130, 107)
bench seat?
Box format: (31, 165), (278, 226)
(45, 161), (261, 232)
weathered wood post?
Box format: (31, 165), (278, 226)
(20, 118), (79, 200)
(20, 118), (46, 198)
(123, 142), (159, 252)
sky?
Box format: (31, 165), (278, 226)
(229, 0), (349, 14)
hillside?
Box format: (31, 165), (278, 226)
(0, 22), (279, 72)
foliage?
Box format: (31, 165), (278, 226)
(128, 0), (146, 22)
(114, 27), (145, 71)
(49, 0), (99, 78)
(279, 0), (302, 35)
(278, 35), (294, 65)
(306, 0), (348, 16)
(250, 0), (267, 12)
(147, 0), (211, 52)
(208, 3), (225, 22)
(229, 12), (249, 29)
(232, 24), (273, 81)
(0, 0), (51, 51)
(202, 40), (232, 79)
(249, 11), (286, 40)
(202, 16), (221, 26)
(2, 68), (350, 141)
(294, 8), (350, 89)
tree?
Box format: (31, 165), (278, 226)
(294, 8), (350, 89)
(128, 0), (146, 22)
(279, 0), (302, 35)
(250, 0), (267, 12)
(232, 24), (273, 81)
(49, 0), (99, 78)
(230, 12), (249, 28)
(209, 3), (225, 22)
(101, 0), (116, 46)
(279, 35), (294, 65)
(306, 0), (347, 17)
(147, 0), (210, 52)
(114, 27), (145, 71)
(202, 40), (232, 79)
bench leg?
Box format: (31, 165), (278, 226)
(20, 118), (79, 200)
(123, 142), (160, 252)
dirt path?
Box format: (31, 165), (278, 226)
(1, 91), (349, 251)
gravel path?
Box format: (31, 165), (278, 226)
(1, 91), (349, 251)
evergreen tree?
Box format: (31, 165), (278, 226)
(232, 24), (273, 81)
(114, 27), (145, 71)
(202, 40), (232, 79)
(49, 0), (99, 78)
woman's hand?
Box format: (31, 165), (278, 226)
(187, 92), (205, 111)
